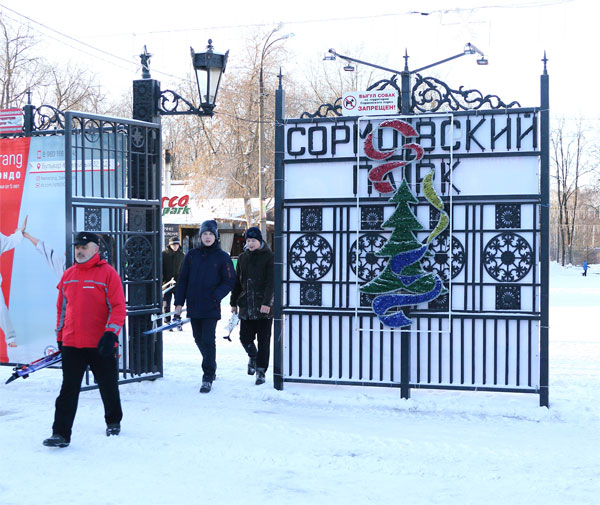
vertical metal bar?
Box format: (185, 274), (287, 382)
(298, 314), (303, 377)
(273, 80), (285, 390)
(539, 57), (550, 407)
(505, 320), (509, 386)
(390, 327), (394, 383)
(483, 318), (487, 385)
(369, 316), (373, 381)
(379, 319), (383, 382)
(358, 317), (363, 380)
(65, 112), (74, 267)
(99, 120), (105, 198)
(493, 318), (498, 385)
(318, 315), (322, 378)
(471, 317), (475, 384)
(416, 318), (421, 383)
(308, 314), (313, 377)
(338, 316), (343, 379)
(516, 320), (521, 387)
(349, 314), (353, 379)
(460, 318), (465, 384)
(450, 315), (454, 383)
(439, 317), (443, 383)
(328, 314), (333, 379)
(288, 315), (293, 377)
(400, 328), (410, 399)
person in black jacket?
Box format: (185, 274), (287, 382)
(162, 237), (185, 327)
(174, 220), (235, 393)
(230, 226), (274, 385)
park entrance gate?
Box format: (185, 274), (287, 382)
(272, 60), (550, 407)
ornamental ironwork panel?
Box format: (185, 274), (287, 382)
(66, 111), (162, 381)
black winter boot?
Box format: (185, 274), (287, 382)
(106, 423), (121, 436)
(43, 434), (69, 448)
(200, 380), (212, 393)
(247, 357), (256, 375)
(255, 368), (266, 385)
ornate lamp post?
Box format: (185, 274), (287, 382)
(258, 27), (293, 237)
(133, 39), (228, 123)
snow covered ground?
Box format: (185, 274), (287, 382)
(1, 262), (599, 505)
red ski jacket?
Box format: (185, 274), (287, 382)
(56, 254), (126, 348)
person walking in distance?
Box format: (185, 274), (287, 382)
(174, 220), (235, 393)
(43, 232), (126, 448)
(162, 236), (185, 329)
(230, 227), (274, 385)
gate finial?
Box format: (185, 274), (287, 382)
(140, 46), (152, 79)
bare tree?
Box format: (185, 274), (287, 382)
(551, 119), (594, 265)
(0, 15), (46, 108)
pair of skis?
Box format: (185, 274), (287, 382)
(5, 350), (62, 385)
(144, 308), (190, 334)
(143, 309), (240, 341)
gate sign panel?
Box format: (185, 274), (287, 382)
(342, 91), (399, 116)
(280, 107), (542, 396)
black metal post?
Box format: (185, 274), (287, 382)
(401, 51), (411, 114)
(539, 53), (550, 408)
(273, 71), (285, 390)
(23, 98), (34, 138)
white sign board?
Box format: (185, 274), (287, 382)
(0, 108), (23, 134)
(341, 91), (399, 116)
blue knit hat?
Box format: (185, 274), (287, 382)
(245, 226), (263, 243)
(200, 219), (219, 239)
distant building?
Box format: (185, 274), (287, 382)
(162, 181), (273, 257)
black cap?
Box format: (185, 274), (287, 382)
(73, 231), (99, 246)
(169, 236), (181, 245)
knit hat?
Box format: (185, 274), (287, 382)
(168, 236), (181, 245)
(200, 219), (219, 239)
(245, 226), (263, 243)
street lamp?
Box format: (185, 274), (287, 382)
(133, 40), (229, 122)
(258, 27), (294, 238)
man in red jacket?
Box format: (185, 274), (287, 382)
(43, 232), (126, 448)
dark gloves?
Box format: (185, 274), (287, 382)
(98, 331), (118, 357)
(57, 341), (63, 351)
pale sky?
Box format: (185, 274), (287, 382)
(0, 0), (596, 120)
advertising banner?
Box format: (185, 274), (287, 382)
(0, 136), (66, 364)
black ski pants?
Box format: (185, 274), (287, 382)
(239, 318), (272, 371)
(52, 346), (122, 442)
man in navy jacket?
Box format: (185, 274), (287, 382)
(175, 220), (235, 393)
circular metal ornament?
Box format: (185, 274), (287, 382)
(483, 233), (533, 282)
(289, 234), (333, 280)
(123, 235), (153, 280)
(349, 234), (387, 281)
(422, 234), (465, 281)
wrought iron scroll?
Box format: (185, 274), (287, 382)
(159, 89), (204, 116)
(300, 97), (343, 119)
(411, 73), (520, 113)
(32, 105), (66, 131)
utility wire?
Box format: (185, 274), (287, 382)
(0, 3), (188, 82)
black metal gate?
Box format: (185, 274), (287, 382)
(65, 111), (162, 385)
(273, 60), (550, 407)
